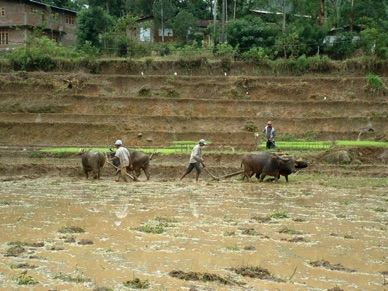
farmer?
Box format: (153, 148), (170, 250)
(263, 121), (276, 149)
(110, 139), (131, 182)
(180, 139), (206, 182)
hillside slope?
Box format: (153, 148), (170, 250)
(0, 71), (386, 149)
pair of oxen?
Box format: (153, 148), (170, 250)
(80, 149), (150, 181)
(81, 149), (308, 183)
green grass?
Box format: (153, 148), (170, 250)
(259, 140), (387, 150)
(15, 273), (39, 285)
(270, 211), (289, 219)
(335, 140), (388, 147)
(39, 139), (388, 155)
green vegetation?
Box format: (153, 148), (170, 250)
(10, 263), (37, 269)
(53, 271), (91, 283)
(39, 139), (388, 156)
(279, 227), (303, 235)
(15, 272), (39, 285)
(270, 211), (289, 219)
(123, 278), (150, 289)
(154, 216), (178, 224)
(366, 73), (386, 90)
(4, 245), (25, 257)
(131, 217), (177, 234)
(344, 234), (356, 239)
(131, 224), (165, 234)
(0, 0), (386, 73)
(58, 226), (85, 234)
(226, 245), (240, 251)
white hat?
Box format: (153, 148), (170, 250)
(199, 139), (206, 145)
(115, 139), (123, 146)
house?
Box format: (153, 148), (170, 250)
(324, 24), (362, 45)
(130, 15), (176, 43)
(130, 16), (213, 45)
(0, 0), (77, 50)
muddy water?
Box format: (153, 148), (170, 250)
(0, 177), (386, 290)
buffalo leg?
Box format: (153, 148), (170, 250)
(143, 168), (150, 180)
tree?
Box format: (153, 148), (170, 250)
(125, 0), (154, 17)
(88, 0), (128, 17)
(153, 0), (177, 42)
(171, 10), (199, 44)
(355, 1), (388, 58)
(76, 7), (114, 50)
(101, 14), (138, 56)
(225, 15), (280, 53)
(175, 0), (212, 19)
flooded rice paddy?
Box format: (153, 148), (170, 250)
(0, 176), (387, 290)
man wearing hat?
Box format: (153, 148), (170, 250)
(110, 139), (131, 182)
(180, 139), (206, 182)
(263, 121), (276, 149)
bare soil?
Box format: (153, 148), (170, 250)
(0, 65), (387, 290)
(0, 175), (387, 290)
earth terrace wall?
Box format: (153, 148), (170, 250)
(0, 117), (383, 148)
(0, 59), (387, 77)
(0, 73), (386, 148)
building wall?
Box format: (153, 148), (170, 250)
(0, 0), (77, 49)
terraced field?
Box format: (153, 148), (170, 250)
(0, 71), (386, 148)
(0, 65), (387, 290)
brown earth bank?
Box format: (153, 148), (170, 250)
(0, 71), (387, 149)
(0, 145), (387, 181)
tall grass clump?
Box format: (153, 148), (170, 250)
(366, 73), (385, 90)
(288, 54), (310, 75)
(308, 55), (335, 73)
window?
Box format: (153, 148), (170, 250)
(158, 28), (173, 37)
(1, 7), (5, 17)
(66, 15), (75, 25)
(0, 31), (9, 45)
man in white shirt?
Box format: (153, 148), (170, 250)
(110, 139), (130, 182)
(180, 139), (206, 182)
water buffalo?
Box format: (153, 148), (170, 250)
(242, 153), (308, 182)
(108, 150), (150, 180)
(253, 156), (308, 182)
(241, 153), (293, 182)
(80, 149), (106, 179)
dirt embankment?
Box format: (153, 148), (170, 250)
(0, 66), (387, 179)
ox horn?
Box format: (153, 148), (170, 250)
(274, 153), (294, 160)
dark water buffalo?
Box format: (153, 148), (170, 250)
(242, 153), (308, 182)
(80, 149), (106, 179)
(108, 150), (150, 180)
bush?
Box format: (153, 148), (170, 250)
(177, 56), (208, 70)
(244, 121), (258, 132)
(289, 54), (310, 75)
(8, 36), (89, 71)
(215, 43), (237, 58)
(308, 55), (335, 72)
(366, 73), (385, 90)
(242, 47), (271, 65)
